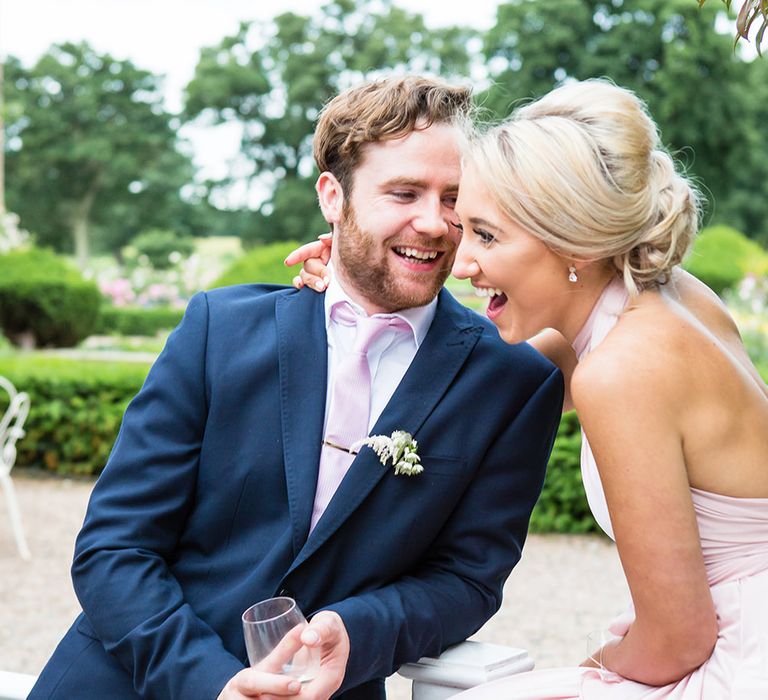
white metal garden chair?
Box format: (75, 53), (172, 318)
(0, 375), (32, 560)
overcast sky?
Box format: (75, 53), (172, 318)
(0, 0), (501, 202)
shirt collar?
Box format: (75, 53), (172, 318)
(323, 269), (437, 349)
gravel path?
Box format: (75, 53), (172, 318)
(1, 474), (629, 699)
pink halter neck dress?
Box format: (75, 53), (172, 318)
(456, 277), (768, 699)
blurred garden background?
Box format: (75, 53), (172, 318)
(2, 0), (768, 534)
(2, 0), (768, 690)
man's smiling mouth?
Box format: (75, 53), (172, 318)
(392, 246), (443, 264)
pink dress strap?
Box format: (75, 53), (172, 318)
(571, 277), (629, 540)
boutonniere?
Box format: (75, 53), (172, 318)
(354, 430), (423, 476)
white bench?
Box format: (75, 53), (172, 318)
(399, 641), (533, 699)
(0, 641), (533, 700)
(0, 671), (35, 700)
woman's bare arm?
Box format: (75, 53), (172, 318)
(528, 329), (577, 412)
(571, 344), (718, 685)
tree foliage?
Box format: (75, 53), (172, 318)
(3, 43), (195, 265)
(184, 0), (475, 246)
(3, 1), (767, 255)
(480, 0), (768, 243)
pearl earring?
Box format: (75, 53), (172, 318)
(568, 266), (578, 283)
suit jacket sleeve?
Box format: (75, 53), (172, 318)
(71, 292), (244, 700)
(324, 365), (563, 693)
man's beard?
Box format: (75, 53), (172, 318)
(335, 203), (454, 312)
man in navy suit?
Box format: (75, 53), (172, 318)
(30, 76), (563, 700)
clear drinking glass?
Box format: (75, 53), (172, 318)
(586, 629), (619, 669)
(242, 597), (320, 683)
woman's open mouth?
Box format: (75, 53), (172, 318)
(474, 286), (508, 320)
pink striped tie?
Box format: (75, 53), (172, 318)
(310, 302), (409, 531)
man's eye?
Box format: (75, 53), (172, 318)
(475, 228), (495, 245)
(392, 191), (415, 200)
(443, 195), (458, 209)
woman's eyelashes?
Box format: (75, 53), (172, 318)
(450, 222), (495, 246)
(475, 228), (496, 246)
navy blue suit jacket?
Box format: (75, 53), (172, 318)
(30, 285), (563, 700)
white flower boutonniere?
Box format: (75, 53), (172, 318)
(354, 430), (423, 476)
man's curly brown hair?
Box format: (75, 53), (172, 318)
(313, 76), (473, 197)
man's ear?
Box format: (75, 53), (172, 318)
(316, 172), (344, 225)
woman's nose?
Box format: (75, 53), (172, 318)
(452, 238), (481, 279)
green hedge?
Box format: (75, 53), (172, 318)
(211, 241), (302, 288)
(684, 226), (768, 295)
(0, 248), (101, 347)
(2, 352), (594, 532)
(94, 305), (185, 336)
(529, 411), (597, 533)
(0, 355), (149, 475)
(6, 356), (766, 528)
(129, 229), (194, 270)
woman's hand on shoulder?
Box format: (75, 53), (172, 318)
(284, 234), (333, 292)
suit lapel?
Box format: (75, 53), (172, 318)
(288, 290), (483, 572)
(276, 289), (328, 557)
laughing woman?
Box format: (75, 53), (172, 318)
(288, 79), (768, 698)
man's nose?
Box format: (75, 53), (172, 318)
(413, 196), (450, 238)
(452, 237), (480, 279)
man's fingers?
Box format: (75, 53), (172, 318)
(227, 668), (301, 697)
(258, 624), (305, 674)
(301, 611), (345, 648)
(298, 666), (345, 700)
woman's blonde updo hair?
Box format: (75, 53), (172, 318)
(466, 79), (702, 295)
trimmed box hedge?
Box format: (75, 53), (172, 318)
(0, 248), (101, 347)
(0, 355), (149, 475)
(94, 306), (185, 337)
(4, 356), (765, 532)
(0, 353), (594, 531)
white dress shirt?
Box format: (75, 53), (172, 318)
(322, 275), (437, 435)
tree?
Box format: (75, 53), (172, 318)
(184, 0), (475, 245)
(3, 43), (194, 266)
(480, 0), (768, 242)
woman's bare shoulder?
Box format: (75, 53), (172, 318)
(571, 298), (691, 416)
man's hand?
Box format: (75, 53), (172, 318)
(297, 610), (350, 700)
(217, 611), (349, 700)
(217, 668), (302, 700)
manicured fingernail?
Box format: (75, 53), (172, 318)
(288, 681), (301, 693)
(293, 276), (303, 288)
(323, 276), (330, 285)
(303, 630), (320, 644)
(315, 281), (325, 291)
